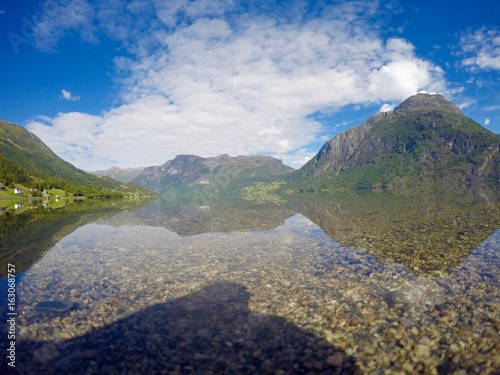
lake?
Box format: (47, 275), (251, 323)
(1, 189), (499, 374)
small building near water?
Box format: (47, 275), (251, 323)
(14, 188), (23, 194)
(0, 184), (6, 191)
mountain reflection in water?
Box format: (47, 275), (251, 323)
(113, 188), (500, 275)
(0, 188), (499, 374)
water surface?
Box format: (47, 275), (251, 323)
(1, 191), (499, 374)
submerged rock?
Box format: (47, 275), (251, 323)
(35, 300), (76, 313)
(27, 300), (77, 323)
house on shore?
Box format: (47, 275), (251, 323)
(14, 188), (23, 194)
(0, 184), (6, 191)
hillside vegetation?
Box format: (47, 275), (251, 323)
(0, 120), (152, 198)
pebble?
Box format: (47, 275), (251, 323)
(33, 344), (60, 365)
(326, 352), (344, 367)
(354, 332), (378, 354)
(414, 344), (431, 359)
(402, 362), (414, 372)
(61, 332), (73, 339)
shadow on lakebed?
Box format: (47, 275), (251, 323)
(9, 282), (359, 374)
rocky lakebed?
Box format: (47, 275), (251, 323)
(1, 208), (498, 374)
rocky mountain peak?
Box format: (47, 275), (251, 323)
(299, 93), (499, 186)
(394, 93), (463, 115)
(172, 154), (204, 163)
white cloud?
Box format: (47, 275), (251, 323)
(482, 104), (500, 112)
(367, 47), (445, 100)
(28, 0), (449, 170)
(33, 0), (97, 51)
(27, 112), (103, 168)
(484, 118), (490, 126)
(379, 104), (394, 112)
(459, 27), (500, 71)
(61, 89), (80, 101)
(276, 148), (316, 169)
(457, 100), (475, 110)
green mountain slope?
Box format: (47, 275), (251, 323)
(0, 120), (151, 196)
(297, 94), (500, 190)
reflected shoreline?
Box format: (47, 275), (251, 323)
(0, 198), (152, 279)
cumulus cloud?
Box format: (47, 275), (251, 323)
(379, 104), (394, 112)
(28, 0), (449, 170)
(61, 89), (80, 101)
(459, 27), (500, 71)
(484, 118), (490, 126)
(27, 112), (103, 167)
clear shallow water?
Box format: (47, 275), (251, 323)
(1, 194), (499, 374)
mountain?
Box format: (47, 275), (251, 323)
(134, 154), (293, 193)
(3, 93), (498, 197)
(93, 166), (145, 183)
(298, 94), (500, 189)
(0, 120), (151, 196)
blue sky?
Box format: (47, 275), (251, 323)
(0, 0), (499, 170)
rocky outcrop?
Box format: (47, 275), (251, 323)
(393, 93), (463, 115)
(300, 111), (393, 177)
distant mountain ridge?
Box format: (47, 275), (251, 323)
(133, 154), (293, 192)
(298, 93), (500, 189)
(94, 166), (145, 183)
